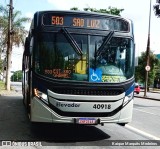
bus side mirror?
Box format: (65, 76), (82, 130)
(31, 29), (35, 36)
(25, 37), (30, 56)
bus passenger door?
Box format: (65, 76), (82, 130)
(22, 37), (31, 114)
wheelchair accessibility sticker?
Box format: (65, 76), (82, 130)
(89, 68), (102, 82)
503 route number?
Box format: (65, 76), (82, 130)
(93, 104), (111, 109)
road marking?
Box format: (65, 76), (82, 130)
(134, 108), (160, 117)
(126, 125), (160, 140)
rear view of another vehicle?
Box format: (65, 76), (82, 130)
(134, 83), (140, 94)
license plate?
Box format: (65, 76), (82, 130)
(77, 118), (97, 124)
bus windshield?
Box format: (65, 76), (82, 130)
(34, 32), (134, 83)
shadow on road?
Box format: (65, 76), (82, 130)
(0, 95), (110, 143)
(31, 123), (110, 142)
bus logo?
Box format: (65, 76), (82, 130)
(56, 102), (80, 108)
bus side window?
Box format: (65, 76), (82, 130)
(30, 37), (34, 55)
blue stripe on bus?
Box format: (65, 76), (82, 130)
(125, 84), (134, 96)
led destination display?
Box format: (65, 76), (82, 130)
(42, 13), (129, 31)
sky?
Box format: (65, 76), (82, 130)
(1, 0), (160, 71)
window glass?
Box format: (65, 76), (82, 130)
(35, 32), (134, 83)
(89, 36), (134, 83)
(35, 33), (88, 81)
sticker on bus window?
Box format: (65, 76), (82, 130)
(89, 68), (102, 82)
(102, 75), (126, 83)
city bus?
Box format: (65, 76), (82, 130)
(22, 10), (135, 126)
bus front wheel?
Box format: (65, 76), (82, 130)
(117, 123), (128, 126)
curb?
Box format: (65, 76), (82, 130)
(134, 95), (160, 101)
(140, 90), (160, 94)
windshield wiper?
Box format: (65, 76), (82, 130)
(96, 31), (114, 57)
(61, 28), (83, 56)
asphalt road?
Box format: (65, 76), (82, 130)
(0, 84), (160, 148)
(129, 97), (160, 139)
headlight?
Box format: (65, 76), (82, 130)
(34, 88), (48, 104)
(123, 92), (133, 106)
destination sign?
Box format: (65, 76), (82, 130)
(42, 13), (129, 31)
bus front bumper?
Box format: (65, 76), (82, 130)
(30, 96), (133, 125)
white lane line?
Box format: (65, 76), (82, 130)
(134, 108), (160, 117)
(126, 125), (160, 140)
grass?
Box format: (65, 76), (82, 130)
(150, 88), (160, 92)
(0, 81), (15, 91)
(0, 81), (5, 90)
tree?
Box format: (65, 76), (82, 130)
(154, 0), (160, 17)
(153, 56), (160, 88)
(0, 5), (8, 59)
(11, 70), (22, 82)
(0, 59), (2, 79)
(0, 5), (31, 49)
(0, 4), (31, 89)
(70, 6), (124, 16)
(135, 51), (159, 90)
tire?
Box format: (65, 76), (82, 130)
(26, 86), (31, 115)
(117, 123), (127, 126)
(22, 71), (25, 105)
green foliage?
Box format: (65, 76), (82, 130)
(135, 51), (159, 88)
(11, 70), (22, 82)
(0, 4), (31, 49)
(0, 59), (2, 72)
(0, 4), (31, 73)
(0, 80), (5, 90)
(154, 57), (160, 87)
(154, 1), (160, 17)
(70, 6), (124, 16)
(70, 7), (79, 11)
(0, 59), (3, 80)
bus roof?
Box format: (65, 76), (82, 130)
(34, 10), (125, 19)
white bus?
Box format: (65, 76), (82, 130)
(22, 10), (135, 126)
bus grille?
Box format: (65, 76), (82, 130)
(52, 88), (123, 96)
